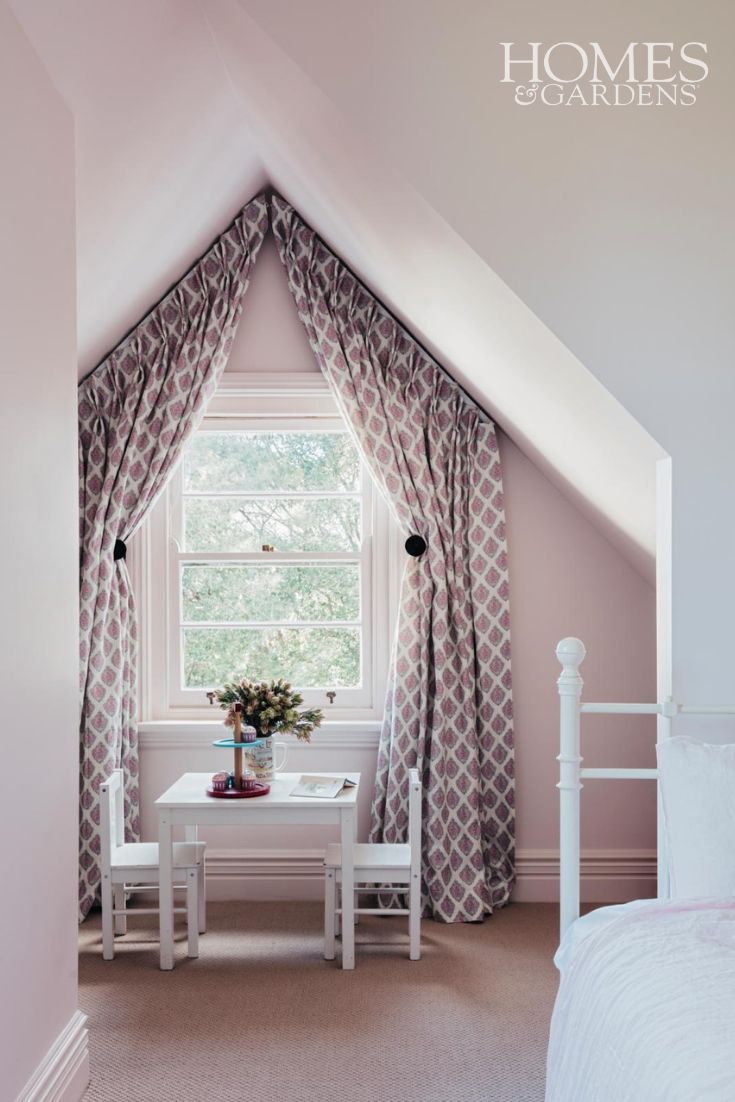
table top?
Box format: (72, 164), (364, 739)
(155, 771), (360, 810)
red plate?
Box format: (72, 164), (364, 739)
(206, 782), (271, 799)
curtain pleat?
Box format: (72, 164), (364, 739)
(77, 195), (268, 918)
(271, 196), (514, 921)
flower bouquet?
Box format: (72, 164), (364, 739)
(212, 677), (324, 743)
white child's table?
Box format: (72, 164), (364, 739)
(155, 771), (360, 970)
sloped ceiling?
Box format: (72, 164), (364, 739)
(10, 0), (267, 372)
(12, 0), (667, 577)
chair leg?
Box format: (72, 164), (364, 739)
(197, 860), (207, 935)
(186, 869), (199, 958)
(324, 869), (336, 960)
(409, 876), (421, 961)
(335, 883), (341, 939)
(113, 885), (127, 936)
(101, 873), (114, 961)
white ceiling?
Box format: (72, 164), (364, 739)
(12, 0), (676, 576)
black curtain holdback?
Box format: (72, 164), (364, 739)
(405, 534), (427, 557)
(113, 539), (127, 561)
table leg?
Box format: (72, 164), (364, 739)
(353, 810), (359, 925)
(184, 826), (205, 931)
(158, 812), (174, 970)
(341, 807), (355, 970)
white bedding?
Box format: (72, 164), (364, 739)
(546, 898), (735, 1102)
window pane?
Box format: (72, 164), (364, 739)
(183, 431), (360, 493)
(183, 496), (360, 552)
(183, 627), (361, 688)
(181, 564), (360, 623)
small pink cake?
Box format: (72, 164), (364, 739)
(240, 769), (258, 791)
(211, 771), (229, 792)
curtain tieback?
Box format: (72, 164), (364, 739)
(405, 534), (427, 557)
(113, 539), (127, 562)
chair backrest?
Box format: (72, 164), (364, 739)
(408, 768), (421, 881)
(100, 769), (125, 879)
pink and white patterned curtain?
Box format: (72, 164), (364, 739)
(272, 196), (514, 921)
(77, 195), (268, 918)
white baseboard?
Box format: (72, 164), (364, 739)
(203, 847), (657, 904)
(16, 1010), (89, 1102)
(512, 848), (657, 903)
(205, 849), (325, 901)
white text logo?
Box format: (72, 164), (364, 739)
(500, 42), (709, 106)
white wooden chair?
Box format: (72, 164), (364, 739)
(323, 767), (422, 961)
(100, 770), (206, 961)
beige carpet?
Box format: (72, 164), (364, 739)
(79, 901), (559, 1101)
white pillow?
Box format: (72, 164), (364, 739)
(657, 737), (735, 898)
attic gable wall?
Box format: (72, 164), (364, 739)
(137, 228), (658, 882)
(12, 0), (670, 580)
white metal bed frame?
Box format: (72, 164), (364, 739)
(556, 636), (735, 939)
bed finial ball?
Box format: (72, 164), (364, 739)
(556, 637), (586, 670)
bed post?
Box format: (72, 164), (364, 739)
(557, 637), (586, 939)
(657, 699), (675, 900)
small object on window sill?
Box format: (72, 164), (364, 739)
(326, 691), (337, 705)
(240, 768), (258, 791)
(211, 772), (229, 792)
(206, 691), (216, 706)
(261, 544), (275, 552)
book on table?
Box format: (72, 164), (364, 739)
(290, 775), (357, 799)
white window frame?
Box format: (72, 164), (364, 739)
(132, 373), (400, 723)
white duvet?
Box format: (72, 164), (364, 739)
(546, 898), (735, 1102)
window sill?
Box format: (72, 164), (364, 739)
(137, 719), (382, 752)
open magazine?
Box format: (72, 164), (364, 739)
(290, 775), (357, 799)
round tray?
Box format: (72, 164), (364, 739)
(206, 782), (271, 799)
(212, 737), (266, 749)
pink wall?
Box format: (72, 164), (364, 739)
(502, 431), (657, 858)
(0, 4), (86, 1097)
(227, 233), (317, 372)
(139, 231), (657, 901)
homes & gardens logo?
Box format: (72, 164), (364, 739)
(500, 41), (709, 106)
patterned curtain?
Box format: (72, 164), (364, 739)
(271, 196), (514, 921)
(77, 195), (268, 918)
